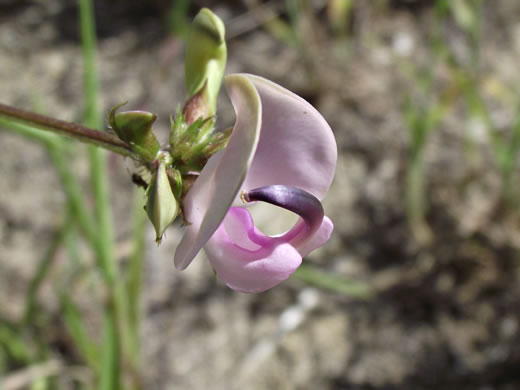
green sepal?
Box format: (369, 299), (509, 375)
(169, 108), (230, 173)
(184, 8), (227, 116)
(169, 106), (188, 150)
(145, 162), (180, 243)
(109, 104), (160, 163)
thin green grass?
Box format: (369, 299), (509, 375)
(0, 1), (146, 388)
(293, 264), (373, 298)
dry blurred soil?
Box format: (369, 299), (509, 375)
(2, 1), (520, 389)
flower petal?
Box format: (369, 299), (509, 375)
(294, 216), (334, 257)
(174, 75), (262, 270)
(205, 207), (302, 293)
(241, 74), (337, 200)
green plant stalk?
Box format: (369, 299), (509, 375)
(0, 84), (115, 389)
(64, 210), (82, 269)
(167, 0), (191, 37)
(50, 145), (103, 248)
(61, 294), (101, 375)
(79, 0), (120, 388)
(0, 107), (136, 386)
(79, 0), (137, 388)
(100, 311), (120, 390)
(0, 115), (59, 146)
(293, 264), (373, 298)
(60, 214), (105, 380)
(403, 75), (443, 243)
(406, 154), (428, 236)
(23, 213), (73, 325)
(127, 188), (146, 347)
(403, 102), (429, 242)
(0, 103), (135, 158)
(0, 118), (105, 379)
(79, 0), (116, 278)
(468, 0), (483, 71)
(0, 324), (31, 364)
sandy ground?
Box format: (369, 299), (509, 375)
(2, 1), (520, 389)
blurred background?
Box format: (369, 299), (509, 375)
(2, 0), (520, 389)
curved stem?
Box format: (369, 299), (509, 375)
(0, 103), (137, 159)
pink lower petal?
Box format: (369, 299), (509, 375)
(205, 207), (302, 293)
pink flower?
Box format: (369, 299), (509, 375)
(174, 74), (337, 293)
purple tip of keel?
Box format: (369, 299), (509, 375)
(244, 185), (324, 238)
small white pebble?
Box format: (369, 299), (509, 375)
(467, 117), (488, 143)
(279, 306), (305, 333)
(298, 288), (320, 310)
(393, 32), (414, 57)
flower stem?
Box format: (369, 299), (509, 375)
(0, 103), (137, 159)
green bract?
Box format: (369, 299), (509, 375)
(145, 159), (181, 243)
(109, 104), (160, 163)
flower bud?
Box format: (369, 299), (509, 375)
(184, 8), (227, 116)
(183, 81), (210, 125)
(145, 161), (180, 243)
(109, 104), (160, 163)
